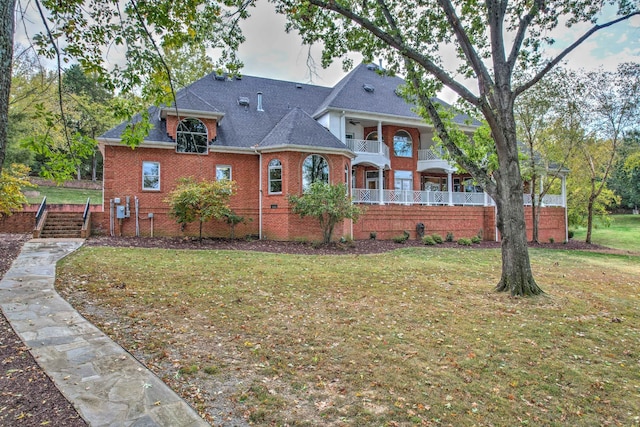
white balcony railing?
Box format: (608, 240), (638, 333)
(346, 139), (390, 158)
(418, 148), (446, 161)
(352, 189), (564, 207)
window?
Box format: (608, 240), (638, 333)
(142, 161), (160, 191)
(176, 118), (208, 154)
(394, 170), (413, 191)
(366, 131), (379, 141)
(216, 165), (232, 181)
(268, 159), (282, 193)
(302, 154), (329, 191)
(393, 130), (413, 157)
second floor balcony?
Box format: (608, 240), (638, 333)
(346, 138), (390, 168)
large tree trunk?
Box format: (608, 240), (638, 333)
(491, 99), (543, 296)
(585, 198), (595, 244)
(0, 0), (16, 174)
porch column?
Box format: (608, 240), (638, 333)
(377, 121), (383, 154)
(561, 174), (567, 207)
(378, 167), (384, 205)
(447, 169), (453, 206)
(340, 112), (346, 144)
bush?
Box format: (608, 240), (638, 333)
(568, 229), (575, 239)
(457, 238), (472, 246)
(422, 235), (436, 245)
(431, 234), (443, 244)
(471, 235), (481, 244)
(445, 232), (454, 242)
(393, 234), (408, 244)
(549, 237), (555, 243)
(370, 231), (377, 240)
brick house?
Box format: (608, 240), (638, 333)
(98, 63), (568, 242)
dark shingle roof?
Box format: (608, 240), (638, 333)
(101, 63), (479, 146)
(314, 63), (475, 125)
(259, 107), (347, 150)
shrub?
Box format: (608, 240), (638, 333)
(431, 234), (443, 244)
(445, 232), (454, 242)
(393, 235), (407, 243)
(568, 229), (575, 239)
(549, 237), (555, 243)
(457, 238), (472, 246)
(471, 235), (481, 244)
(422, 235), (436, 245)
(370, 231), (377, 240)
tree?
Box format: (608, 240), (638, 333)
(514, 68), (578, 242)
(609, 131), (640, 211)
(288, 182), (362, 244)
(274, 0), (638, 295)
(165, 177), (236, 240)
(0, 163), (32, 217)
(576, 64), (640, 243)
(0, 0), (248, 178)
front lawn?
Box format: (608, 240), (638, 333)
(56, 246), (640, 426)
(572, 214), (640, 252)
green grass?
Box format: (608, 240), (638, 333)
(23, 185), (102, 205)
(572, 214), (640, 252)
(56, 246), (640, 426)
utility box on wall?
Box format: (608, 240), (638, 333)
(116, 205), (126, 219)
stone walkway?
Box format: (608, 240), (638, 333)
(0, 239), (209, 427)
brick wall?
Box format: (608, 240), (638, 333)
(0, 212), (35, 233)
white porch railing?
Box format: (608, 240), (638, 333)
(346, 139), (390, 158)
(352, 188), (564, 207)
(417, 148), (446, 161)
(523, 194), (564, 207)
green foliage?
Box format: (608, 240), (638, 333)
(224, 210), (247, 239)
(457, 238), (472, 246)
(422, 235), (435, 245)
(471, 235), (481, 244)
(445, 232), (454, 242)
(393, 234), (408, 244)
(287, 182), (362, 244)
(165, 177), (236, 240)
(0, 164), (34, 217)
(431, 234), (443, 244)
(369, 231), (377, 240)
(568, 229), (575, 239)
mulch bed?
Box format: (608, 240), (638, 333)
(0, 233), (625, 427)
(0, 234), (87, 427)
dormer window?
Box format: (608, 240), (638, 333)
(176, 118), (208, 154)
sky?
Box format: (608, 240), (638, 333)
(17, 1), (640, 103)
(235, 2), (640, 103)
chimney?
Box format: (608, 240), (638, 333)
(257, 92), (263, 112)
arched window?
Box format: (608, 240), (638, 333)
(268, 159), (282, 193)
(393, 130), (412, 157)
(176, 118), (208, 154)
(302, 154), (329, 191)
(366, 131), (379, 141)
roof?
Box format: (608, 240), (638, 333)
(101, 63), (479, 147)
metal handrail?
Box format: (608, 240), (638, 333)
(35, 196), (47, 227)
(83, 197), (91, 222)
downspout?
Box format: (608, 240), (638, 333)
(135, 196), (139, 237)
(109, 199), (114, 237)
(254, 146), (263, 240)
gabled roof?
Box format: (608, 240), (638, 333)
(101, 63), (480, 147)
(259, 107), (351, 154)
(314, 63), (475, 126)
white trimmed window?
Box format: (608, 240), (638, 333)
(176, 118), (208, 154)
(142, 161), (160, 191)
(268, 159), (282, 193)
(393, 130), (413, 157)
(216, 165), (232, 181)
(302, 154), (329, 191)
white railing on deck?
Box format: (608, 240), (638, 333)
(353, 188), (562, 207)
(418, 148), (446, 161)
(346, 139), (390, 158)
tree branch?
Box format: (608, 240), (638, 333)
(515, 12), (640, 97)
(506, 0), (545, 69)
(306, 0), (482, 106)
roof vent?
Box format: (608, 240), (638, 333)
(214, 74), (226, 81)
(235, 74), (243, 80)
(366, 63), (378, 71)
(296, 83), (302, 89)
(257, 92), (263, 111)
(238, 97), (250, 107)
(363, 84), (375, 93)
